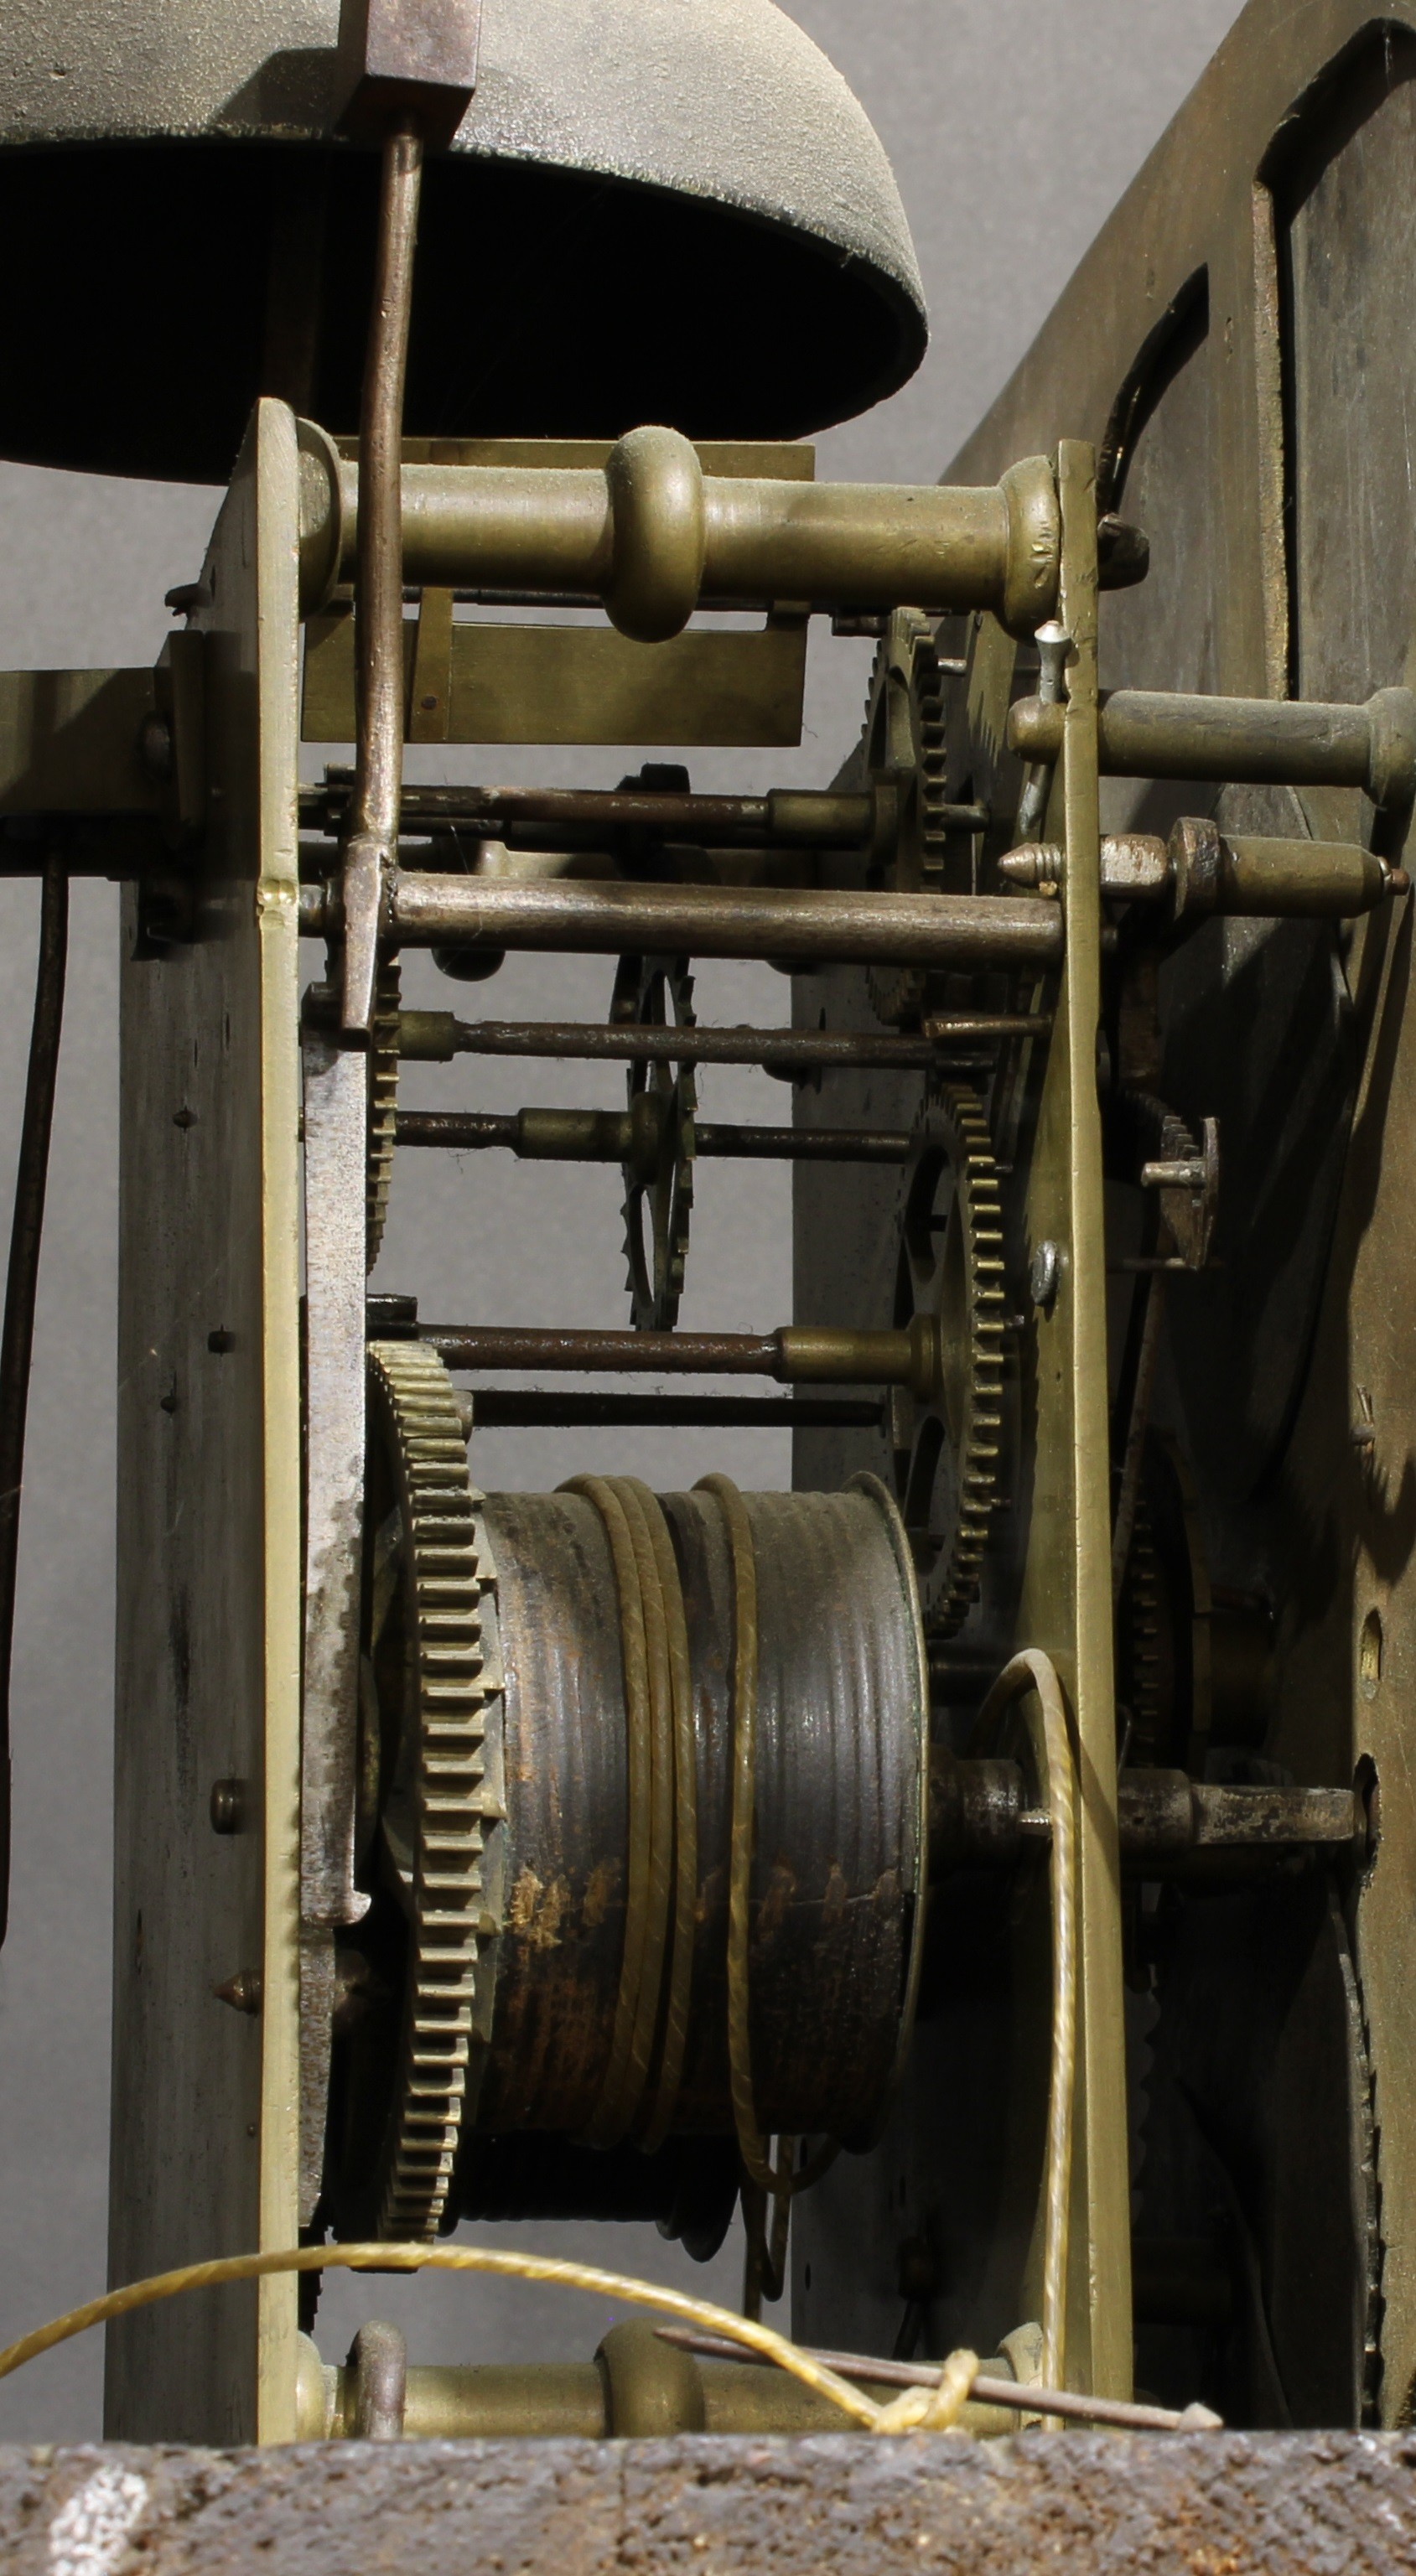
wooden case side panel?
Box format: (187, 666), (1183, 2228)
(106, 402), (302, 2443)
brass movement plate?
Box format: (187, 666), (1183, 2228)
(301, 609), (809, 751)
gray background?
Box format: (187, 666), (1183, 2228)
(0, 0), (1246, 2436)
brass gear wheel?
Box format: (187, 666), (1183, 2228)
(1120, 1493), (1165, 1764)
(1113, 1432), (1219, 1774)
(366, 956), (402, 1272)
(357, 1339), (502, 2240)
(890, 1086), (1009, 1635)
(864, 609), (952, 1029)
(611, 953), (697, 1330)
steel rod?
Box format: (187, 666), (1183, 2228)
(429, 1327), (777, 1374)
(467, 1393), (884, 1428)
(340, 117), (423, 1033)
(651, 2328), (1220, 2433)
(443, 1017), (1048, 1068)
(380, 874), (1064, 968)
(697, 1122), (909, 1163)
(423, 1323), (924, 1386)
(1112, 1272), (1165, 1606)
(430, 1328), (781, 1376)
(393, 1110), (910, 1164)
(309, 781), (877, 849)
(397, 1111), (528, 1152)
(0, 855), (67, 1949)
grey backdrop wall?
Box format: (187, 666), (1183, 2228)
(0, 0), (1247, 2436)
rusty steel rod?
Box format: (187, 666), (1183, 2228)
(651, 2328), (1221, 2433)
(468, 1393), (884, 1429)
(339, 117), (423, 1034)
(310, 780), (879, 849)
(429, 1327), (781, 1375)
(376, 875), (1064, 968)
(423, 1323), (926, 1386)
(394, 1110), (910, 1164)
(438, 1017), (1047, 1069)
(699, 1122), (908, 1162)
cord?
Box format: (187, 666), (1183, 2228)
(0, 2239), (988, 2433)
(972, 1649), (1078, 2391)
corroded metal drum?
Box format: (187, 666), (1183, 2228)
(469, 1478), (927, 2145)
(325, 1473), (927, 2245)
(0, 0), (926, 479)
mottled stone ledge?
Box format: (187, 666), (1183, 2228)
(4, 2432), (1414, 2576)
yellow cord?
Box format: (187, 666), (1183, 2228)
(0, 2239), (973, 2433)
(972, 1650), (1078, 2392)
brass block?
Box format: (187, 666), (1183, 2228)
(302, 610), (808, 749)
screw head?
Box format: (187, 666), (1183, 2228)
(1030, 1240), (1061, 1311)
(214, 1970), (262, 2015)
(210, 1776), (247, 1836)
(139, 711), (174, 782)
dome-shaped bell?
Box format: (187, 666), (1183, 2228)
(0, 0), (926, 483)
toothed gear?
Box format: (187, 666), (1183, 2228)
(1113, 1434), (1216, 1771)
(890, 1086), (1009, 1634)
(366, 956), (402, 1271)
(362, 1340), (499, 2240)
(612, 953), (697, 1331)
(1120, 1495), (1165, 1765)
(864, 609), (953, 1029)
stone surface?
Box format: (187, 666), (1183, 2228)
(3, 2434), (1416, 2574)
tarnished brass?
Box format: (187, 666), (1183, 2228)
(1020, 445), (1130, 2399)
(947, 0), (1416, 2433)
(106, 405), (304, 2444)
(931, 1754), (1358, 1872)
(1002, 824), (1402, 915)
(421, 1321), (944, 1398)
(310, 777), (874, 847)
(30, 0), (1416, 2471)
(298, 430), (822, 749)
(358, 875), (1066, 970)
(324, 1449), (926, 2241)
(298, 2321), (1037, 2441)
(1009, 684), (1416, 809)
(0, 669), (161, 817)
(338, 120), (423, 1035)
(1170, 822), (1401, 917)
(304, 438), (1063, 637)
(302, 607), (810, 749)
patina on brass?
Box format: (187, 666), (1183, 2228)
(1009, 682), (1416, 808)
(1002, 825), (1404, 915)
(360, 876), (1065, 968)
(303, 437), (1062, 635)
(297, 2318), (1046, 2442)
(8, 0), (1416, 2484)
(420, 1321), (949, 1398)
